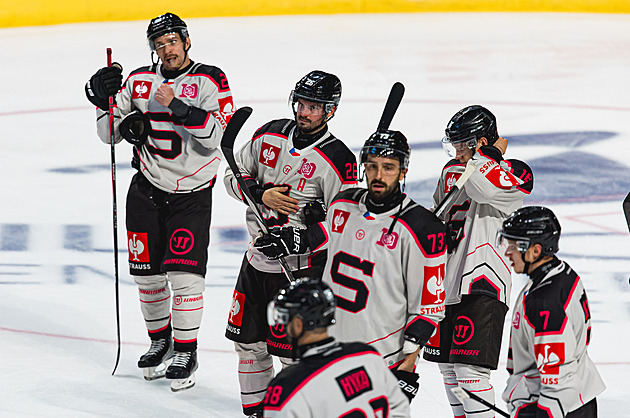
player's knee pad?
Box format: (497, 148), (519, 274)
(278, 356), (298, 369)
(168, 273), (204, 348)
(454, 364), (495, 417)
(439, 363), (465, 417)
(168, 271), (205, 294)
(133, 274), (171, 331)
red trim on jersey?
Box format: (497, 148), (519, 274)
(407, 314), (438, 329)
(466, 242), (511, 275)
(174, 157), (220, 192)
(313, 148), (356, 185)
(330, 198), (360, 208)
(467, 275), (502, 300)
(186, 72), (231, 93)
(444, 162), (466, 170)
(523, 274), (580, 337)
(311, 222), (329, 252)
(252, 131), (289, 143)
(396, 217), (447, 259)
(367, 326), (404, 345)
(264, 350), (382, 411)
(184, 111), (211, 129)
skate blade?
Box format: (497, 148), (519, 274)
(142, 358), (173, 381)
(170, 373), (196, 392)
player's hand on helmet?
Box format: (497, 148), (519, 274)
(303, 199), (327, 226)
(262, 186), (299, 215)
(493, 136), (508, 155)
(85, 64), (123, 110)
(254, 227), (308, 260)
(120, 110), (151, 146)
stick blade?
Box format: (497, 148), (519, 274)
(221, 106), (253, 152)
(377, 82), (405, 131)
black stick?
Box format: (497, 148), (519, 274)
(221, 107), (295, 283)
(106, 48), (122, 376)
(450, 387), (510, 418)
(623, 192), (630, 233)
(378, 82), (405, 131)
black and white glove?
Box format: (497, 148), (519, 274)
(254, 227), (309, 260)
(120, 110), (151, 146)
(85, 64), (123, 111)
(393, 369), (420, 403)
(303, 199), (327, 226)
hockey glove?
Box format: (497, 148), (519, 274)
(393, 369), (420, 403)
(254, 227), (308, 260)
(85, 64), (123, 111)
(120, 110), (151, 146)
(303, 199), (327, 226)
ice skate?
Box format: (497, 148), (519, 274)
(166, 350), (198, 392)
(137, 338), (174, 381)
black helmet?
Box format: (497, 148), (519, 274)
(359, 129), (410, 170)
(147, 13), (189, 51)
(498, 206), (561, 256)
(443, 105), (499, 155)
(267, 278), (336, 331)
(290, 70), (341, 115)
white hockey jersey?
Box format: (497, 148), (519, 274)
(315, 189), (447, 368)
(502, 258), (605, 417)
(96, 62), (234, 193)
(432, 146), (533, 306)
(263, 338), (410, 417)
(223, 119), (357, 273)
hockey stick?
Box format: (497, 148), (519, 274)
(107, 48), (122, 376)
(378, 82), (405, 130)
(220, 107), (295, 283)
(433, 161), (476, 219)
(450, 387), (510, 418)
(623, 192), (630, 233)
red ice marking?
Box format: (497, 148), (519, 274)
(0, 326), (233, 353)
(564, 212), (627, 235)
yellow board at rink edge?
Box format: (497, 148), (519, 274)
(2, 0), (629, 28)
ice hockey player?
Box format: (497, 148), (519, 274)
(223, 70), (357, 416)
(85, 12), (235, 391)
(255, 129), (448, 404)
(263, 277), (410, 417)
(498, 206), (605, 417)
(422, 105), (534, 417)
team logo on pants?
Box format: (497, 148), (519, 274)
(453, 315), (475, 345)
(229, 290), (245, 326)
(128, 232), (149, 262)
(170, 228), (194, 255)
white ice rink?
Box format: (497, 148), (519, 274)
(1, 12), (630, 417)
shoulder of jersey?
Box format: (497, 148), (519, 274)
(129, 66), (155, 77)
(442, 158), (464, 171)
(504, 158), (534, 193)
(524, 262), (578, 333)
(253, 118), (296, 141)
(398, 200), (446, 236)
(330, 188), (366, 206)
(315, 134), (357, 165)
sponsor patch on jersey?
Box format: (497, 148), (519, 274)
(128, 231), (149, 262)
(179, 83), (198, 99)
(376, 228), (399, 250)
(259, 142), (281, 168)
(131, 80), (152, 99)
(421, 264), (445, 305)
(445, 172), (461, 193)
(228, 290), (245, 326)
(296, 158), (317, 179)
(331, 209), (350, 233)
(535, 342), (565, 375)
(484, 164), (520, 190)
(335, 366), (373, 401)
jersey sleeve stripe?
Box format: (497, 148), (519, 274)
(366, 325), (405, 345)
(407, 313), (438, 329)
(396, 217), (447, 258)
(313, 148), (353, 185)
(252, 131), (289, 143)
(264, 351), (382, 411)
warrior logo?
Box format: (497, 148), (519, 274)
(132, 80), (152, 99)
(229, 290), (245, 326)
(331, 209), (350, 233)
(535, 342), (565, 375)
(169, 228), (194, 255)
(128, 232), (149, 262)
(453, 315), (475, 345)
(259, 142), (280, 168)
(445, 172), (461, 193)
(269, 324), (287, 338)
(180, 83), (198, 99)
(422, 264), (445, 305)
(376, 228), (399, 250)
(297, 158), (317, 179)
